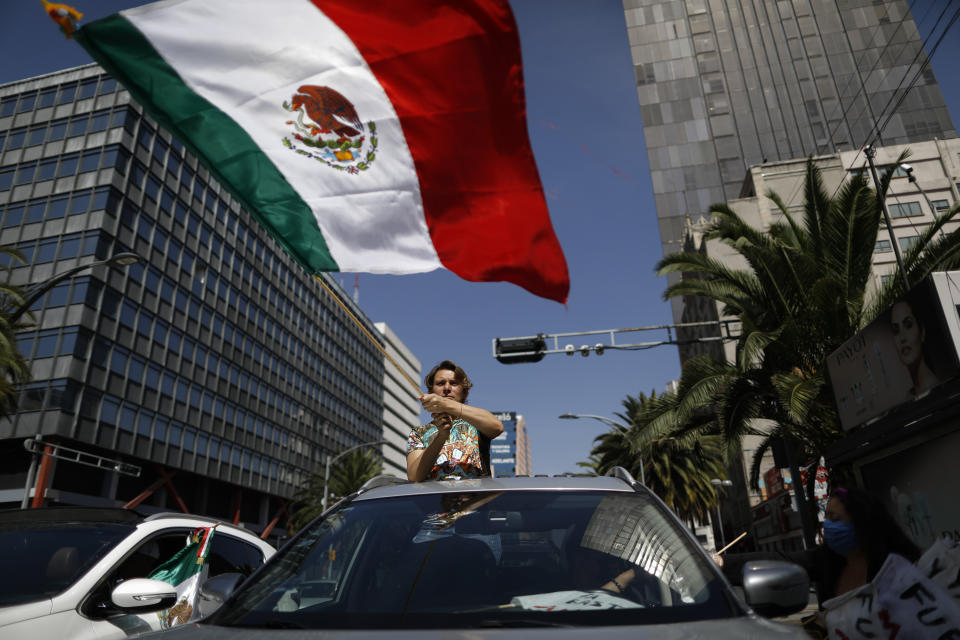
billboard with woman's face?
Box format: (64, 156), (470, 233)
(827, 274), (960, 431)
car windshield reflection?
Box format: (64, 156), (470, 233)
(212, 490), (735, 629)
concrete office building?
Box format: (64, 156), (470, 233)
(375, 322), (421, 478)
(0, 64), (386, 533)
(699, 138), (960, 297)
(623, 0), (957, 329)
(490, 412), (530, 477)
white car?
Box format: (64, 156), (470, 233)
(0, 507), (275, 640)
(154, 470), (811, 639)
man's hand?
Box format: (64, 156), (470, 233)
(419, 393), (456, 415)
(432, 412), (453, 434)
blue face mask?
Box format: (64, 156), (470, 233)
(823, 519), (858, 554)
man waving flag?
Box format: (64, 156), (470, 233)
(68, 0), (569, 303)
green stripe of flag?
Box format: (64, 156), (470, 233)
(77, 14), (338, 272)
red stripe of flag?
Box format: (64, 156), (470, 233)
(312, 0), (569, 303)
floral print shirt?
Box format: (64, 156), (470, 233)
(407, 418), (484, 480)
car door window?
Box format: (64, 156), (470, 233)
(207, 533), (265, 577)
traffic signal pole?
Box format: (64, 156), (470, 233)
(493, 319), (741, 364)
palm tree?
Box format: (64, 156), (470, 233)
(329, 447), (383, 497)
(574, 453), (603, 476)
(0, 247), (32, 418)
(587, 389), (728, 522)
(653, 157), (960, 487)
(290, 447), (384, 531)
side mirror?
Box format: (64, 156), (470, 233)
(197, 572), (244, 619)
(110, 578), (178, 612)
(742, 560), (810, 618)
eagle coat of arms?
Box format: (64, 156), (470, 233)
(282, 85), (378, 174)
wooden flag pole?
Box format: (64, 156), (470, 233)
(717, 531), (748, 555)
(314, 275), (422, 394)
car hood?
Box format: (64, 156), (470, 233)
(0, 600), (53, 628)
(154, 616), (807, 639)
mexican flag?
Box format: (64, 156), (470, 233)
(147, 526), (215, 628)
(73, 0), (569, 303)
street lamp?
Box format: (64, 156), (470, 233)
(710, 478), (733, 548)
(322, 439), (386, 510)
(559, 413), (644, 485)
(864, 145), (910, 291)
(9, 252), (143, 324)
(901, 164), (947, 240)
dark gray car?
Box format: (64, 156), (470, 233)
(146, 471), (809, 638)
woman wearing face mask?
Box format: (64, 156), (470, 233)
(816, 487), (920, 600)
(719, 487), (920, 610)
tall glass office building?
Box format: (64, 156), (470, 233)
(623, 0), (956, 279)
(0, 64), (385, 531)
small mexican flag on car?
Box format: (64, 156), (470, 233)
(148, 526), (215, 628)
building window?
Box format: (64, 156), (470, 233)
(899, 236), (920, 251)
(130, 161), (147, 189)
(80, 150), (101, 173)
(20, 383), (46, 412)
(69, 190), (92, 215)
(58, 153), (79, 177)
(48, 118), (67, 141)
(33, 330), (60, 358)
(7, 128), (26, 150)
(137, 123), (155, 152)
(90, 109), (111, 133)
(17, 91), (37, 113)
(888, 201), (922, 218)
(78, 78), (98, 100)
(68, 114), (89, 137)
(99, 76), (117, 95)
(57, 82), (77, 105)
(26, 126), (46, 147)
(15, 162), (37, 186)
(25, 199), (46, 224)
(37, 158), (57, 182)
(634, 62), (655, 86)
(0, 97), (16, 117)
(59, 233), (82, 259)
(168, 423), (182, 447)
(931, 199), (950, 213)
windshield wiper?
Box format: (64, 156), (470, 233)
(477, 618), (574, 628)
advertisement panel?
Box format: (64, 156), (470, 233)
(827, 274), (960, 431)
(858, 428), (960, 550)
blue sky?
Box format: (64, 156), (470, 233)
(1, 0), (958, 476)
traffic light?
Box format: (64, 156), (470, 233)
(494, 334), (547, 364)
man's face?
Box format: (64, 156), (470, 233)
(431, 369), (464, 403)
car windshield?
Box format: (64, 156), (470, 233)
(213, 490), (737, 629)
(0, 523), (135, 606)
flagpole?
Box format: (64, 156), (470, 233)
(313, 275), (422, 394)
